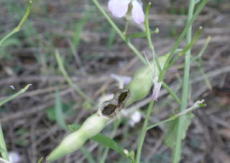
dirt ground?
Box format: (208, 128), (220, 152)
(0, 0), (229, 163)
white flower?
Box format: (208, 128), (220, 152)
(108, 0), (145, 24)
(128, 111), (142, 127)
(9, 151), (21, 163)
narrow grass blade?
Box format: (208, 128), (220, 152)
(0, 0), (32, 46)
(55, 90), (67, 130)
(55, 50), (93, 103)
(0, 84), (31, 107)
(0, 125), (8, 160)
(0, 84), (31, 160)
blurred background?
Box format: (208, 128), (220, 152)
(0, 0), (229, 162)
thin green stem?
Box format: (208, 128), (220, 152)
(0, 0), (32, 46)
(91, 0), (146, 64)
(55, 50), (93, 104)
(0, 84), (31, 107)
(159, 0), (208, 81)
(196, 37), (212, 90)
(147, 100), (205, 131)
(136, 102), (154, 163)
(145, 3), (161, 73)
(173, 0), (196, 162)
(162, 82), (181, 105)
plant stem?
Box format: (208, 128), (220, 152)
(136, 102), (154, 163)
(173, 0), (196, 162)
(159, 0), (208, 81)
(162, 82), (181, 105)
(91, 0), (146, 64)
(147, 100), (205, 131)
(145, 3), (161, 73)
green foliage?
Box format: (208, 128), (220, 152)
(0, 38), (20, 59)
(164, 113), (194, 148)
(94, 134), (131, 158)
(0, 125), (8, 160)
(45, 102), (73, 122)
(15, 128), (29, 146)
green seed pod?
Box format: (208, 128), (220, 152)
(47, 113), (109, 162)
(126, 54), (169, 105)
(47, 89), (130, 162)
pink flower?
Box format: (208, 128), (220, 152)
(108, 0), (145, 24)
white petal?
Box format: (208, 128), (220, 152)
(131, 0), (145, 24)
(128, 111), (142, 127)
(9, 151), (21, 163)
(151, 81), (162, 101)
(108, 0), (131, 18)
(111, 74), (132, 89)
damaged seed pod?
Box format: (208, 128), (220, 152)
(100, 89), (129, 117)
(47, 89), (129, 162)
(116, 89), (129, 106)
(126, 54), (169, 105)
(101, 100), (118, 117)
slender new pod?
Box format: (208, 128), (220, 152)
(47, 89), (129, 162)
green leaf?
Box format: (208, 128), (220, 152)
(67, 124), (131, 160)
(92, 134), (127, 158)
(163, 113), (194, 148)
